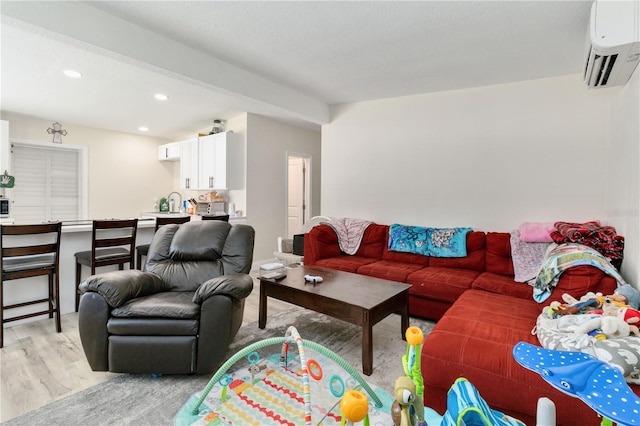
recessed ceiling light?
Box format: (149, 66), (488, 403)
(63, 70), (83, 78)
(138, 126), (149, 132)
(154, 93), (169, 101)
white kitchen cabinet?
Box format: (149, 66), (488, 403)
(179, 138), (199, 189)
(198, 131), (243, 190)
(157, 142), (181, 161)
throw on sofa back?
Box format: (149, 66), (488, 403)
(145, 221), (254, 292)
(305, 223), (387, 263)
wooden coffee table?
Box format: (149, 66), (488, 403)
(258, 265), (411, 375)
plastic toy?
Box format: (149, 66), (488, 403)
(513, 341), (640, 426)
(304, 274), (323, 283)
(340, 389), (370, 425)
(392, 376), (424, 426)
(391, 326), (427, 426)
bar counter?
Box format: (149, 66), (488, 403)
(3, 218), (156, 325)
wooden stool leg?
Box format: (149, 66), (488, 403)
(136, 252), (142, 270)
(1, 278), (4, 348)
(54, 272), (61, 333)
(75, 261), (82, 312)
(48, 273), (54, 318)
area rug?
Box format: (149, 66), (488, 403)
(3, 308), (434, 426)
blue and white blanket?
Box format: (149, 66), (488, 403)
(533, 243), (627, 303)
(388, 224), (472, 257)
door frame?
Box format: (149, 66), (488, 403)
(285, 151), (312, 238)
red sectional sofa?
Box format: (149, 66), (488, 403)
(304, 223), (639, 425)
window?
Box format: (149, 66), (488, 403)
(11, 141), (87, 223)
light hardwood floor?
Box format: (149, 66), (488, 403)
(0, 280), (292, 422)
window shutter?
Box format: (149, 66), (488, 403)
(11, 143), (80, 222)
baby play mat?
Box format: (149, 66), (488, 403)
(175, 326), (394, 425)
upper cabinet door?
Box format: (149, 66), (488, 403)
(179, 138), (199, 189)
(158, 142), (181, 161)
(198, 134), (217, 189)
(198, 131), (244, 190)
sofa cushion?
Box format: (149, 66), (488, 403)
(428, 231), (486, 272)
(358, 260), (425, 282)
(406, 267), (481, 303)
(305, 224), (343, 261)
(421, 290), (547, 422)
(471, 272), (534, 300)
(354, 223), (387, 259)
(315, 255), (378, 273)
(547, 265), (617, 304)
(485, 232), (514, 276)
(111, 291), (199, 318)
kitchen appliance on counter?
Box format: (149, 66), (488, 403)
(0, 198), (9, 217)
(195, 202), (227, 215)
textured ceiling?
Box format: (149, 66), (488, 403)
(1, 1), (594, 139)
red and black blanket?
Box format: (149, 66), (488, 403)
(550, 221), (624, 268)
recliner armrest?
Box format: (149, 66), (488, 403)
(193, 274), (253, 304)
(79, 270), (168, 308)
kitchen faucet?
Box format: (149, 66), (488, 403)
(167, 191), (183, 213)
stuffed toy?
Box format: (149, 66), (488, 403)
(553, 292), (627, 316)
(600, 298), (640, 337)
(562, 292), (602, 307)
(615, 284), (640, 310)
(574, 315), (634, 339)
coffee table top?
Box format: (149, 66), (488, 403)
(259, 265), (410, 310)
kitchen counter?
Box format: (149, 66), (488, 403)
(140, 212), (247, 224)
(59, 217), (156, 233)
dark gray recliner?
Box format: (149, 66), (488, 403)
(78, 221), (254, 374)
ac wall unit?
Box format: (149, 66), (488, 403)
(584, 0), (640, 88)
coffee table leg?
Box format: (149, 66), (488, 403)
(363, 311), (373, 376)
(401, 294), (409, 340)
(259, 282), (267, 329)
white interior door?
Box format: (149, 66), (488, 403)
(287, 155), (310, 238)
(287, 157), (304, 238)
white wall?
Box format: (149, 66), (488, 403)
(606, 70), (640, 285)
(245, 113), (321, 263)
(323, 74), (618, 231)
(1, 111), (173, 219)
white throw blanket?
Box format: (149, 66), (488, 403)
(322, 217), (372, 255)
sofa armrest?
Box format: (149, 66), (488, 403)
(79, 270), (168, 308)
(78, 292), (110, 371)
(192, 274), (253, 304)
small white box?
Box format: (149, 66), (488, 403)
(260, 262), (284, 278)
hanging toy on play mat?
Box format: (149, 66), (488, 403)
(174, 326), (395, 425)
(392, 326), (525, 426)
(392, 326), (427, 426)
(513, 341), (640, 426)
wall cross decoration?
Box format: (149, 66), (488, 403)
(47, 122), (67, 143)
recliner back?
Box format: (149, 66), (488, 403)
(145, 221), (254, 292)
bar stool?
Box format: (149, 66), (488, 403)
(1, 222), (62, 348)
(135, 215), (190, 269)
(201, 214), (230, 222)
(74, 219), (138, 312)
